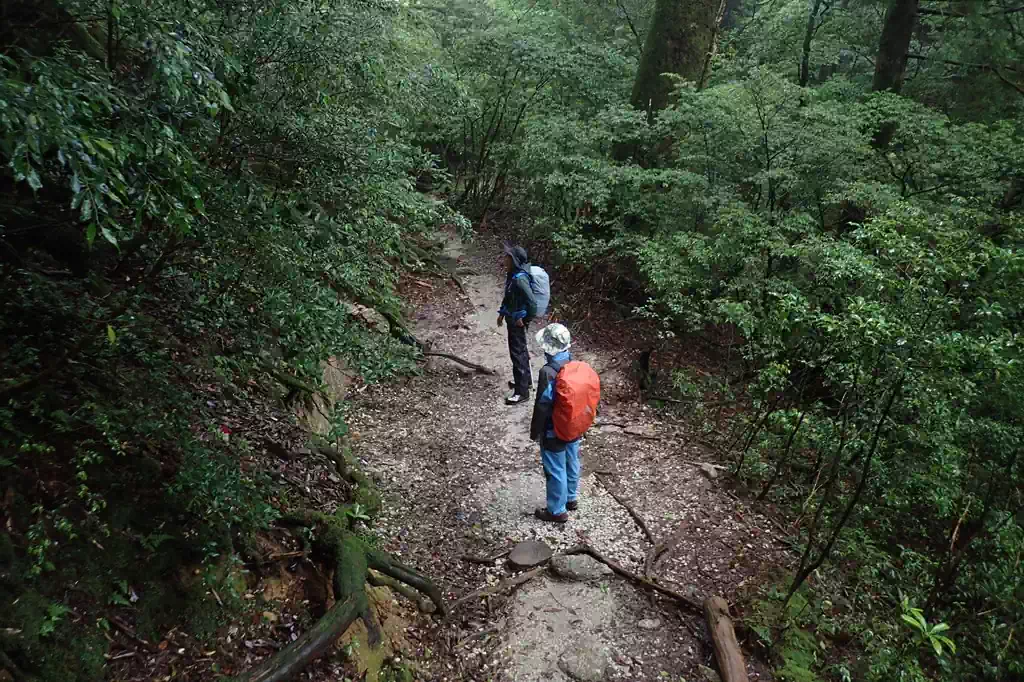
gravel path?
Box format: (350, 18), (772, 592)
(346, 230), (782, 681)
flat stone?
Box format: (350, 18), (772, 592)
(558, 636), (611, 681)
(699, 664), (722, 682)
(699, 463), (719, 480)
(637, 618), (661, 631)
(508, 540), (553, 568)
(550, 554), (613, 581)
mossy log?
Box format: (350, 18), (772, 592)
(231, 513), (444, 682)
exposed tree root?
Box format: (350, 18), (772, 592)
(563, 545), (703, 614)
(231, 512), (443, 681)
(421, 352), (497, 375)
(450, 566), (547, 612)
(643, 519), (692, 578)
(596, 473), (656, 545)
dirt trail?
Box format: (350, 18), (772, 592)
(347, 230), (780, 681)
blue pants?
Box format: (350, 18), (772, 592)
(541, 441), (581, 515)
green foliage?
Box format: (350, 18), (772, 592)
(0, 0), (468, 677)
(901, 596), (956, 659)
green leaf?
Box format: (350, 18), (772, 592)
(94, 138), (116, 158)
(930, 623), (950, 635)
(106, 325), (116, 345)
(85, 222), (97, 245)
(80, 197), (93, 222)
(25, 169), (42, 191)
(901, 614), (922, 631)
(931, 638), (943, 657)
(219, 89), (235, 113)
(937, 636), (956, 654)
(100, 226), (118, 247)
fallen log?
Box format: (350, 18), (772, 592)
(704, 596), (748, 682)
(421, 352), (497, 375)
(563, 545), (703, 614)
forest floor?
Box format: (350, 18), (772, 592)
(341, 228), (789, 682)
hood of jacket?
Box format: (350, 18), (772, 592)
(504, 244), (530, 273)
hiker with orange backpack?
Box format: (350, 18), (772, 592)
(529, 323), (601, 523)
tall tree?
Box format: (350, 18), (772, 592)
(872, 0), (919, 93)
(630, 0), (723, 113)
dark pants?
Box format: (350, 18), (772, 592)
(507, 322), (531, 395)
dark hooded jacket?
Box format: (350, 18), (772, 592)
(499, 245), (538, 323)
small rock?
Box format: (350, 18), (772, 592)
(558, 637), (611, 682)
(699, 463), (719, 480)
(550, 554), (613, 581)
(418, 598), (437, 614)
(637, 618), (661, 631)
(699, 664), (722, 682)
(508, 540), (553, 568)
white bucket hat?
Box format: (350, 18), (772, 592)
(536, 323), (571, 356)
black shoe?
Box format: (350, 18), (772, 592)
(534, 507), (569, 523)
(505, 393), (528, 405)
(566, 500), (578, 511)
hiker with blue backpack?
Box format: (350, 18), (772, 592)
(498, 244), (540, 405)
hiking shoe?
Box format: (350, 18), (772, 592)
(505, 393), (528, 405)
(534, 507), (569, 523)
(566, 500), (578, 511)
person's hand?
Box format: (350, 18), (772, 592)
(515, 318), (525, 328)
(496, 315), (504, 327)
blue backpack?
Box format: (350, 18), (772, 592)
(528, 265), (550, 317)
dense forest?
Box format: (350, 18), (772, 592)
(1, 0), (1022, 681)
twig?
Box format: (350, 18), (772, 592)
(421, 352), (497, 375)
(105, 651), (139, 661)
(110, 616), (158, 653)
(563, 545), (703, 614)
(596, 473), (656, 545)
(450, 566), (546, 612)
(460, 548), (512, 565)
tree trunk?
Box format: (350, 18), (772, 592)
(630, 0), (722, 114)
(871, 0), (918, 146)
(871, 0), (918, 94)
(799, 0), (824, 87)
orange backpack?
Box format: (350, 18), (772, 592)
(552, 361), (601, 442)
